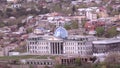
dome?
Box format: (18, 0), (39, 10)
(54, 26), (68, 39)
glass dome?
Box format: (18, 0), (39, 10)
(54, 26), (68, 39)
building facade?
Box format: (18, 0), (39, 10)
(27, 26), (96, 56)
(93, 38), (120, 54)
(21, 59), (55, 65)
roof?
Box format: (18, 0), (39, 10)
(93, 38), (120, 44)
(54, 26), (68, 39)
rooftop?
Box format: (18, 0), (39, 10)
(93, 38), (120, 44)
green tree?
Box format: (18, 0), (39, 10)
(96, 27), (105, 37)
(105, 53), (120, 68)
(64, 24), (71, 30)
(6, 8), (13, 12)
(92, 63), (105, 68)
(16, 7), (27, 16)
(75, 58), (82, 66)
(0, 10), (3, 17)
(0, 22), (5, 27)
(81, 19), (87, 27)
(105, 53), (120, 64)
(105, 27), (118, 38)
(11, 38), (18, 43)
(53, 3), (62, 12)
(17, 22), (26, 28)
(71, 20), (79, 29)
(26, 28), (33, 33)
(54, 64), (66, 68)
(5, 8), (13, 17)
(40, 8), (50, 14)
(72, 5), (77, 15)
(44, 66), (50, 68)
(14, 42), (27, 53)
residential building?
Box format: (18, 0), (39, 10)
(78, 7), (99, 21)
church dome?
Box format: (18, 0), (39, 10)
(54, 26), (68, 39)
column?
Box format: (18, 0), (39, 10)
(60, 43), (62, 54)
(54, 43), (55, 54)
(55, 43), (57, 54)
(51, 43), (53, 54)
(53, 43), (54, 54)
(56, 43), (57, 54)
(59, 43), (61, 54)
(27, 45), (29, 53)
(51, 44), (53, 54)
(58, 43), (60, 54)
(57, 43), (59, 54)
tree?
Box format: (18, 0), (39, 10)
(72, 5), (77, 15)
(92, 63), (106, 68)
(11, 38), (18, 43)
(17, 22), (26, 28)
(6, 8), (13, 12)
(0, 10), (3, 17)
(105, 53), (120, 64)
(44, 66), (50, 68)
(14, 42), (27, 53)
(105, 53), (120, 68)
(105, 27), (118, 38)
(75, 58), (82, 66)
(40, 8), (50, 14)
(52, 3), (62, 12)
(71, 20), (79, 29)
(81, 19), (87, 27)
(16, 7), (27, 16)
(64, 24), (71, 30)
(54, 64), (66, 68)
(96, 27), (105, 37)
(0, 22), (5, 27)
(26, 28), (33, 33)
(5, 8), (13, 17)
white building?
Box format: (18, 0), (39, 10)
(92, 38), (120, 61)
(10, 4), (22, 8)
(7, 0), (17, 3)
(78, 7), (99, 21)
(93, 38), (120, 56)
(27, 26), (96, 56)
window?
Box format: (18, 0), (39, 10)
(31, 62), (33, 64)
(47, 62), (49, 65)
(35, 46), (37, 49)
(44, 62), (46, 65)
(49, 62), (52, 65)
(30, 42), (31, 44)
(46, 47), (48, 49)
(37, 62), (39, 64)
(27, 62), (29, 64)
(86, 38), (88, 41)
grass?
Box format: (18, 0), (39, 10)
(0, 55), (58, 61)
(0, 55), (48, 60)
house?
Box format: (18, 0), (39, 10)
(84, 20), (105, 31)
(4, 45), (17, 56)
(10, 4), (22, 8)
(0, 47), (4, 56)
(78, 7), (99, 21)
(7, 0), (20, 3)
